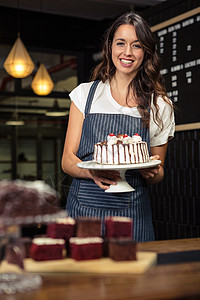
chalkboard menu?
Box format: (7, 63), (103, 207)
(151, 8), (200, 125)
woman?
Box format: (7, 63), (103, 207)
(61, 12), (175, 242)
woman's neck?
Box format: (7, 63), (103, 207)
(111, 72), (132, 91)
(110, 74), (137, 107)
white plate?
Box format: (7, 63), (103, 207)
(77, 160), (161, 171)
(77, 160), (161, 193)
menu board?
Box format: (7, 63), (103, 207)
(151, 8), (200, 125)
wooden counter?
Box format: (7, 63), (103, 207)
(1, 238), (200, 300)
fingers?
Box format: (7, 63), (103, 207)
(150, 155), (160, 160)
(98, 170), (121, 181)
(90, 170), (121, 190)
(93, 179), (113, 190)
(140, 165), (160, 179)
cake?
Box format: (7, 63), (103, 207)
(93, 133), (150, 164)
(30, 237), (65, 261)
(108, 238), (137, 261)
(47, 217), (76, 240)
(69, 237), (103, 261)
(105, 216), (133, 238)
(75, 217), (101, 237)
(0, 180), (61, 225)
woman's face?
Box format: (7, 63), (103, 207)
(111, 24), (144, 78)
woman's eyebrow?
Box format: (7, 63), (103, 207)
(115, 38), (139, 43)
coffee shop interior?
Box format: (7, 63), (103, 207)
(0, 0), (199, 242)
(0, 1), (200, 299)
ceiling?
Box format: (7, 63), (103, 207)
(0, 0), (167, 125)
(0, 0), (167, 20)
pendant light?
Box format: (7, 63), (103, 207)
(31, 63), (54, 96)
(4, 34), (35, 78)
(6, 98), (24, 126)
(6, 116), (25, 126)
(4, 34), (35, 79)
(4, 0), (35, 78)
(45, 99), (68, 117)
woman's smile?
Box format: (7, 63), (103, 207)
(120, 58), (134, 67)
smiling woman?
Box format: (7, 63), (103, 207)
(61, 11), (175, 242)
(111, 24), (144, 81)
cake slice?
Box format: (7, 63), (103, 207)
(69, 237), (103, 261)
(30, 237), (65, 261)
(75, 217), (102, 237)
(105, 216), (133, 238)
(47, 217), (76, 240)
(108, 238), (137, 261)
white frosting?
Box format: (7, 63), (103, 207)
(32, 237), (65, 245)
(107, 216), (132, 223)
(131, 134), (142, 142)
(69, 237), (103, 245)
(107, 134), (118, 145)
(122, 136), (131, 144)
(56, 217), (75, 225)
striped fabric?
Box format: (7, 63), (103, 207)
(66, 81), (155, 242)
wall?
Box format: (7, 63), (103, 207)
(149, 128), (200, 240)
(142, 0), (200, 240)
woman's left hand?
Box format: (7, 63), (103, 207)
(140, 143), (168, 184)
(140, 155), (161, 180)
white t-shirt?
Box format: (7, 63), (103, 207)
(69, 80), (175, 147)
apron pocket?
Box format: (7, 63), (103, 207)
(78, 180), (130, 211)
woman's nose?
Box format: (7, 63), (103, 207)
(124, 44), (132, 55)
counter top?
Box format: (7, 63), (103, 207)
(1, 238), (200, 300)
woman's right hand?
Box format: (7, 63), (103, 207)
(89, 170), (121, 190)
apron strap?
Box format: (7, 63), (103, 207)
(84, 80), (100, 115)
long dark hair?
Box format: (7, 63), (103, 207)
(91, 11), (173, 128)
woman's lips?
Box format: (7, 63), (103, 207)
(120, 59), (134, 66)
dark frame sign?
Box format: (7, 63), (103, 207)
(151, 8), (200, 127)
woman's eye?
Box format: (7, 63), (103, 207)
(116, 42), (124, 46)
(133, 44), (142, 48)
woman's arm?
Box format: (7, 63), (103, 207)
(61, 102), (120, 189)
(140, 142), (168, 184)
(61, 102), (87, 178)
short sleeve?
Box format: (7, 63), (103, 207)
(69, 82), (93, 116)
(150, 97), (175, 147)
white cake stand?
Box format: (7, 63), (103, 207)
(77, 160), (161, 193)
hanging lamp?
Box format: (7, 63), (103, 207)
(6, 110), (24, 126)
(45, 99), (68, 117)
(31, 63), (54, 96)
(3, 34), (35, 78)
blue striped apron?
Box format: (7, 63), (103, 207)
(66, 80), (155, 242)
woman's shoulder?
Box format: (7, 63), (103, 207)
(152, 95), (174, 113)
(70, 80), (105, 96)
(157, 95), (173, 105)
